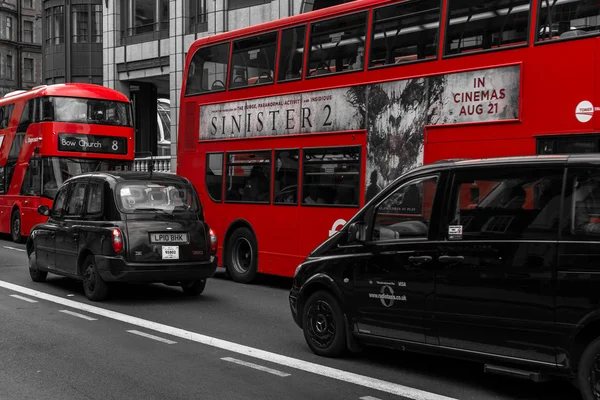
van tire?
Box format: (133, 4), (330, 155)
(303, 290), (347, 358)
(225, 227), (258, 284)
(577, 337), (600, 400)
(82, 255), (109, 301)
(29, 252), (47, 282)
(11, 210), (23, 243)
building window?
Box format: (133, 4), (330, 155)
(6, 55), (13, 80)
(46, 6), (65, 45)
(6, 17), (12, 41)
(24, 58), (33, 82)
(22, 0), (33, 8)
(91, 5), (102, 43)
(189, 0), (207, 33)
(23, 20), (33, 43)
(124, 0), (169, 36)
(72, 5), (89, 43)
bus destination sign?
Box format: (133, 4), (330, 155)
(58, 134), (127, 155)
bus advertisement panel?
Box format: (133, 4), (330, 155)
(0, 84), (134, 242)
(178, 0), (600, 282)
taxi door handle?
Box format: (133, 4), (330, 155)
(408, 256), (432, 263)
(438, 255), (464, 263)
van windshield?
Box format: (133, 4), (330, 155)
(116, 181), (200, 214)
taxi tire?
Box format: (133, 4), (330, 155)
(28, 252), (47, 282)
(82, 255), (109, 301)
(302, 291), (347, 358)
(181, 279), (206, 296)
(11, 210), (23, 243)
(577, 337), (600, 400)
(225, 227), (258, 284)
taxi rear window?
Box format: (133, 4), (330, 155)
(116, 181), (200, 214)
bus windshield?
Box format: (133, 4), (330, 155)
(43, 97), (132, 127)
(41, 157), (130, 199)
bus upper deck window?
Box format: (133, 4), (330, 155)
(369, 0), (440, 68)
(278, 26), (306, 82)
(444, 0), (532, 56)
(537, 0), (600, 42)
(229, 32), (278, 89)
(185, 42), (230, 96)
(307, 11), (368, 77)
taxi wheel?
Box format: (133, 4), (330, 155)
(82, 255), (109, 301)
(578, 337), (600, 400)
(28, 252), (47, 282)
(11, 210), (23, 243)
(302, 291), (347, 358)
(181, 279), (206, 296)
(225, 227), (258, 284)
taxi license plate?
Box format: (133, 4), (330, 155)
(162, 246), (179, 260)
(151, 233), (188, 243)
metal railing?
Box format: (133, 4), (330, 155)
(133, 156), (172, 173)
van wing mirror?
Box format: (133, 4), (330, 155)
(38, 205), (50, 216)
(347, 222), (367, 243)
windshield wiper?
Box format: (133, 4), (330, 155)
(134, 208), (174, 219)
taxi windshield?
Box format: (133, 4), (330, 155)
(116, 181), (199, 214)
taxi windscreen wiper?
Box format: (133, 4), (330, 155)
(134, 208), (174, 219)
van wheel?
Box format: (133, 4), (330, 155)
(28, 252), (47, 282)
(11, 210), (23, 243)
(82, 255), (109, 301)
(181, 279), (206, 296)
(303, 291), (347, 358)
(225, 227), (258, 284)
(578, 337), (600, 400)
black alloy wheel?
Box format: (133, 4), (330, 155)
(225, 227), (258, 284)
(11, 210), (23, 243)
(28, 251), (47, 282)
(578, 337), (600, 400)
(82, 255), (109, 301)
(302, 291), (347, 358)
(181, 279), (206, 296)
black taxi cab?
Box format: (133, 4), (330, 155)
(27, 171), (218, 301)
(290, 155), (600, 400)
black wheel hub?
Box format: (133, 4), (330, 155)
(306, 300), (336, 349)
(232, 238), (252, 274)
(12, 216), (19, 239)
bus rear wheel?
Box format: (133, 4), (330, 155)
(225, 227), (258, 284)
(11, 210), (23, 243)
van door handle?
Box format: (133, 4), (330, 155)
(408, 256), (432, 263)
(438, 255), (464, 263)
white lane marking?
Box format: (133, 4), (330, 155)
(0, 280), (456, 400)
(360, 397), (383, 400)
(3, 246), (26, 252)
(127, 330), (177, 345)
(222, 357), (291, 377)
(59, 310), (98, 321)
(10, 294), (37, 303)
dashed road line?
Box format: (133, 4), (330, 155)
(127, 330), (177, 344)
(222, 357), (291, 377)
(10, 294), (37, 303)
(0, 280), (457, 400)
(3, 246), (26, 252)
(59, 310), (98, 321)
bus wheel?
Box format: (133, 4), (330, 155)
(226, 227), (258, 284)
(11, 210), (23, 243)
(302, 291), (347, 358)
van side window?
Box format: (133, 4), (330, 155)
(372, 175), (438, 241)
(568, 170), (600, 237)
(447, 169), (564, 239)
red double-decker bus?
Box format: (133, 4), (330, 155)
(0, 84), (134, 242)
(178, 0), (600, 283)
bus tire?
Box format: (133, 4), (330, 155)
(225, 227), (258, 284)
(11, 209), (23, 243)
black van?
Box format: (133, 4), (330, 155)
(27, 172), (218, 301)
(290, 155), (600, 399)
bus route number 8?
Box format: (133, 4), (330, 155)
(112, 140), (119, 151)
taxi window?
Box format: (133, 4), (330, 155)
(116, 181), (199, 214)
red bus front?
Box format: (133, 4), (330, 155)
(0, 84), (134, 241)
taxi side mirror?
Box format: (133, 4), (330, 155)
(38, 205), (50, 216)
(347, 222), (366, 243)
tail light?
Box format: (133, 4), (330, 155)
(112, 228), (124, 253)
(208, 228), (218, 255)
